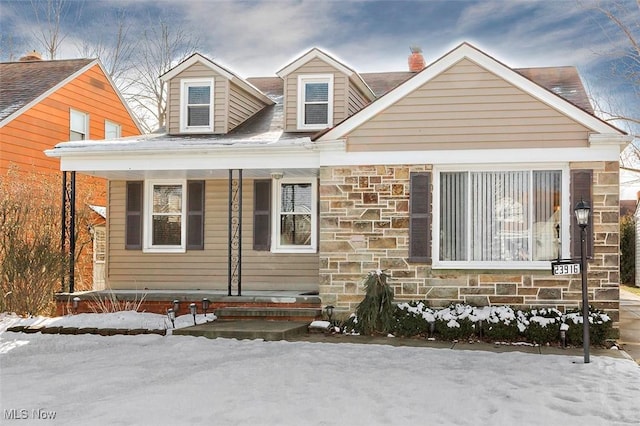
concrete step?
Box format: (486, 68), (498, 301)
(173, 320), (310, 341)
(214, 307), (322, 321)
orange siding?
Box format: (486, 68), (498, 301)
(0, 63), (141, 176)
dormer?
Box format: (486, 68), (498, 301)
(161, 53), (274, 135)
(276, 48), (375, 133)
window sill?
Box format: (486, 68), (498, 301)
(271, 247), (317, 254)
(432, 261), (552, 270)
(142, 247), (186, 254)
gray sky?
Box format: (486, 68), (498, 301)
(1, 0), (638, 133)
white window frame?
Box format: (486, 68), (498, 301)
(143, 180), (187, 253)
(104, 120), (121, 139)
(297, 74), (333, 130)
(271, 177), (318, 254)
(70, 109), (89, 140)
(432, 164), (571, 270)
(180, 78), (214, 133)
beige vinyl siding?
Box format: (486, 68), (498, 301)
(346, 58), (591, 151)
(166, 62), (227, 134)
(228, 82), (266, 131)
(283, 57), (348, 132)
(106, 180), (319, 291)
(347, 83), (370, 116)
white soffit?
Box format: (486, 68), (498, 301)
(318, 42), (625, 141)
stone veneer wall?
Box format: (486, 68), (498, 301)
(318, 161), (620, 322)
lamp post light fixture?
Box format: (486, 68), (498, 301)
(574, 199), (591, 364)
(325, 305), (334, 324)
(72, 296), (81, 313)
(190, 303), (197, 326)
(167, 308), (176, 328)
(172, 299), (180, 314)
(202, 298), (210, 317)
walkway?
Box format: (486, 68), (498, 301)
(619, 287), (640, 364)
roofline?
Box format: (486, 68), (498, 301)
(318, 42), (626, 141)
(276, 47), (375, 101)
(0, 59), (99, 129)
(160, 53), (274, 105)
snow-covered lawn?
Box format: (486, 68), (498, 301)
(1, 312), (639, 425)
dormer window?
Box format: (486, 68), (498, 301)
(180, 78), (214, 133)
(297, 74), (333, 130)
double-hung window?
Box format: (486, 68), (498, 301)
(144, 180), (186, 253)
(433, 166), (569, 269)
(272, 178), (317, 253)
(70, 109), (88, 140)
(105, 120), (121, 139)
(297, 75), (333, 130)
(180, 78), (214, 133)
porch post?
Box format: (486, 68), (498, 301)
(61, 171), (67, 292)
(69, 171), (76, 293)
(60, 171), (76, 293)
(228, 169), (243, 296)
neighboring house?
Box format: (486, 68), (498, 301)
(46, 43), (631, 323)
(0, 51), (143, 290)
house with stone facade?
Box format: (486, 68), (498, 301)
(46, 42), (631, 323)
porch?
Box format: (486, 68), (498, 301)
(55, 289), (324, 323)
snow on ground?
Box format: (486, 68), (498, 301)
(1, 312), (640, 425)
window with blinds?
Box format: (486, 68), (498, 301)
(297, 75), (333, 130)
(438, 169), (562, 266)
(273, 178), (317, 253)
(180, 78), (214, 132)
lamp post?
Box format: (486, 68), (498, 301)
(325, 305), (334, 324)
(189, 303), (197, 326)
(574, 199), (591, 364)
(167, 308), (176, 328)
(202, 298), (210, 317)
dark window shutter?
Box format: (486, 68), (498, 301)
(187, 181), (205, 250)
(253, 180), (271, 251)
(570, 170), (593, 259)
(409, 172), (431, 262)
(125, 181), (143, 250)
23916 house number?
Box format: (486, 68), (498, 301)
(551, 262), (580, 275)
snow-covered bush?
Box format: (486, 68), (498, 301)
(350, 270), (395, 335)
(478, 306), (519, 341)
(393, 301), (434, 337)
(563, 308), (612, 346)
(518, 308), (563, 344)
(368, 302), (614, 346)
(433, 304), (475, 340)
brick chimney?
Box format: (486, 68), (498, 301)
(408, 46), (425, 72)
(19, 50), (42, 61)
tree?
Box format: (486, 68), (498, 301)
(76, 8), (136, 85)
(582, 0), (639, 166)
(29, 0), (81, 60)
(123, 19), (201, 132)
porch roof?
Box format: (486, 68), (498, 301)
(44, 129), (330, 179)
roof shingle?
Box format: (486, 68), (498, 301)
(0, 58), (94, 122)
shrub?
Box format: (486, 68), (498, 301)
(518, 308), (563, 344)
(620, 214), (636, 286)
(478, 306), (520, 341)
(0, 170), (66, 316)
(434, 304), (475, 340)
(352, 270), (395, 335)
(393, 301), (434, 337)
(564, 308), (613, 346)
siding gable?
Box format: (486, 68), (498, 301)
(344, 58), (592, 152)
(166, 60), (271, 135)
(281, 56), (373, 132)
